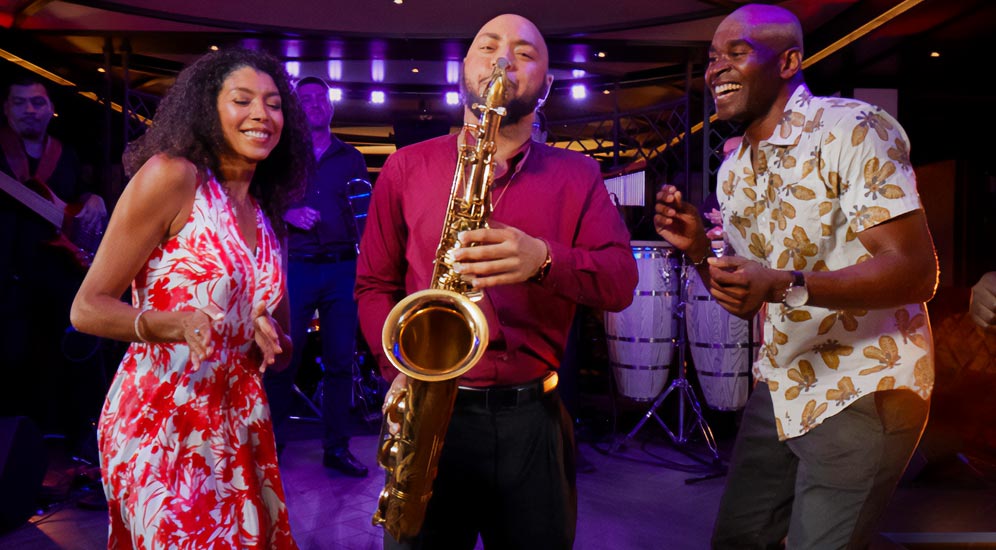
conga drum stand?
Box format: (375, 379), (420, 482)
(609, 258), (720, 463)
(289, 316), (326, 422)
(290, 383), (324, 421)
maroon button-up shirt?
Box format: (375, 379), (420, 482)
(356, 133), (637, 387)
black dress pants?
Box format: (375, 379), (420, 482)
(384, 386), (577, 550)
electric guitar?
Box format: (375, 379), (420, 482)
(0, 169), (105, 270)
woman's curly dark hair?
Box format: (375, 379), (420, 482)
(123, 47), (312, 235)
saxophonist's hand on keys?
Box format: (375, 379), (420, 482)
(451, 222), (549, 288)
(382, 373), (409, 436)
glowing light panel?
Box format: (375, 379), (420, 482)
(327, 60), (342, 81)
(446, 60), (460, 85)
(371, 59), (385, 82)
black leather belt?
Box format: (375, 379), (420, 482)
(456, 372), (559, 412)
(289, 249), (357, 263)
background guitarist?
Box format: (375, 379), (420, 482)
(0, 74), (108, 457)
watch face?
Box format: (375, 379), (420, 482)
(785, 285), (809, 308)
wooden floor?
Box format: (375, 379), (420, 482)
(2, 394), (996, 550)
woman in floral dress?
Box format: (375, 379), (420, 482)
(71, 48), (312, 549)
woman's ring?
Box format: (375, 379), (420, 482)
(194, 328), (201, 335)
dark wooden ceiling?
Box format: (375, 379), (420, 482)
(0, 0), (991, 166)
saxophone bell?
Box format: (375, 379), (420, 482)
(381, 288), (489, 382)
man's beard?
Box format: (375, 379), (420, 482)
(306, 112), (332, 132)
(12, 119), (46, 140)
(462, 75), (542, 126)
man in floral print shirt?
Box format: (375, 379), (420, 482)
(654, 4), (937, 548)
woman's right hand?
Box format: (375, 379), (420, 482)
(185, 304), (224, 371)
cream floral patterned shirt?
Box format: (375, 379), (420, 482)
(718, 84), (934, 440)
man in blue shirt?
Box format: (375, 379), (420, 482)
(264, 75), (370, 477)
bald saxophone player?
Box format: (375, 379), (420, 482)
(355, 13), (637, 550)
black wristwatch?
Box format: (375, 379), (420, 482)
(783, 270), (809, 308)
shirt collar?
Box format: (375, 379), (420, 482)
(318, 134), (346, 160)
(764, 83), (813, 147)
(505, 139), (533, 180)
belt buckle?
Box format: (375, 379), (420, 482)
(501, 387), (523, 409)
(482, 387), (518, 411)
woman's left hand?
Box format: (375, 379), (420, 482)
(251, 300), (285, 373)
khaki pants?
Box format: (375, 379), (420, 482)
(712, 383), (928, 549)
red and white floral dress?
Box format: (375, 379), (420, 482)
(98, 174), (297, 549)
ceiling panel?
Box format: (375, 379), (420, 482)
(0, 0), (990, 166)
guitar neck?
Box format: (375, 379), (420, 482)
(0, 170), (64, 228)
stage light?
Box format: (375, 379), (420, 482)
(285, 41), (301, 58)
(370, 90), (385, 104)
(209, 45), (219, 51)
(572, 69), (586, 78)
(570, 45), (588, 64)
(326, 41), (344, 59)
(445, 91), (460, 105)
(446, 60), (460, 85)
(371, 59), (385, 82)
(327, 60), (342, 81)
(285, 61), (300, 78)
(329, 88), (343, 102)
(571, 84), (587, 100)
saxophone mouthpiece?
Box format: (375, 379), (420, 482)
(482, 58), (510, 110)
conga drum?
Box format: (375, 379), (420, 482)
(684, 267), (760, 410)
(604, 241), (680, 401)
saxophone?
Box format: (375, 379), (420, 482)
(372, 58), (510, 542)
